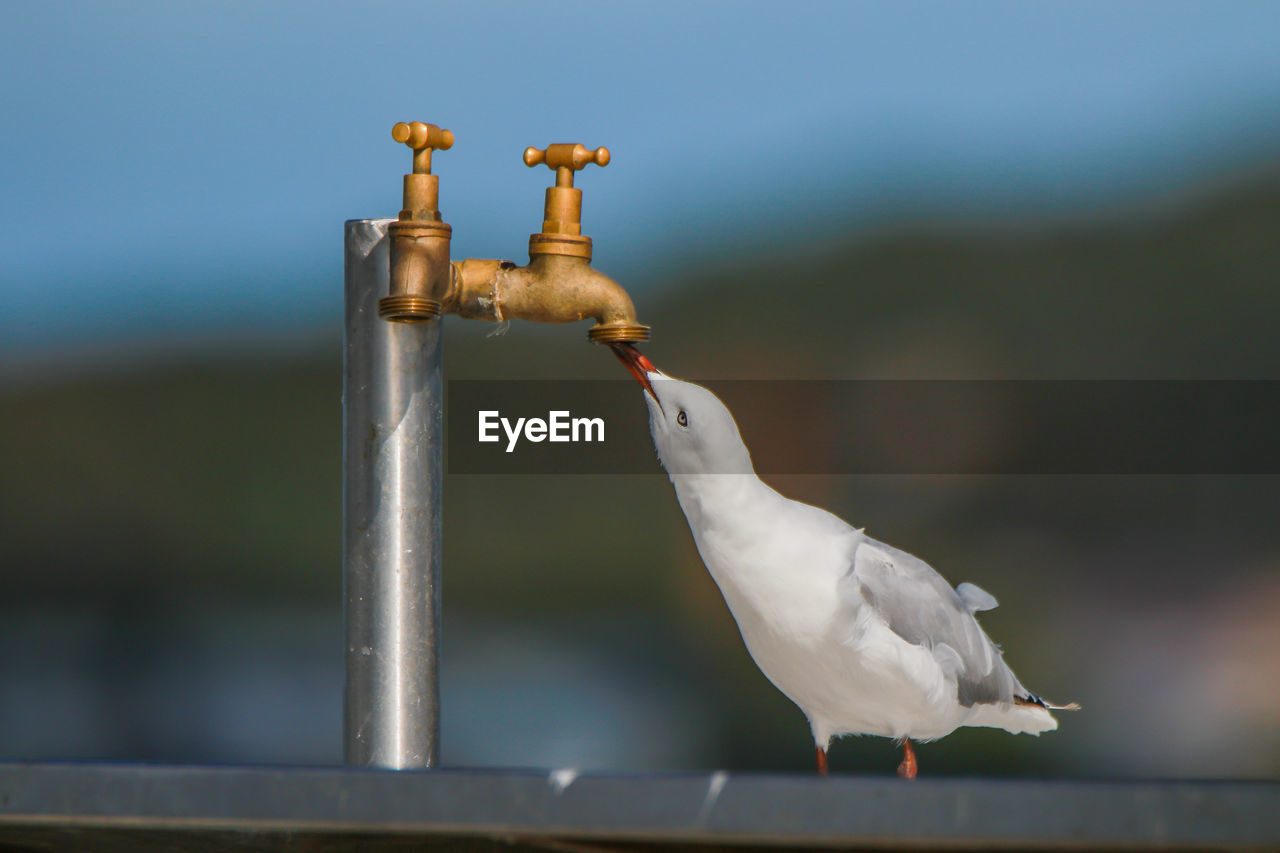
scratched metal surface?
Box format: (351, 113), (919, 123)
(1, 763), (1278, 851)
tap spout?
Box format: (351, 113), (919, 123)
(448, 254), (650, 343)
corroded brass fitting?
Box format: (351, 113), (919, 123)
(448, 253), (649, 343)
(381, 122), (454, 322)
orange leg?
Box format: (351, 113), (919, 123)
(816, 747), (829, 776)
(896, 737), (918, 779)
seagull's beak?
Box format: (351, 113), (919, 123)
(609, 342), (659, 402)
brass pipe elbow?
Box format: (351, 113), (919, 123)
(448, 254), (649, 343)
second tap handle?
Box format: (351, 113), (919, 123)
(524, 144), (610, 183)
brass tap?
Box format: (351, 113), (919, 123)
(379, 124), (649, 344)
(380, 122), (454, 322)
(522, 143), (609, 261)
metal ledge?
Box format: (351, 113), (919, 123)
(1, 762), (1278, 851)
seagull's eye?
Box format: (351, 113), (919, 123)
(676, 410), (688, 428)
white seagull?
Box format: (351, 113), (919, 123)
(611, 344), (1077, 777)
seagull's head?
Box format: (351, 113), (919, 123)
(610, 344), (753, 476)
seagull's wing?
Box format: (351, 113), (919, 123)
(846, 536), (1026, 707)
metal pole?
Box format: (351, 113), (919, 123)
(343, 219), (443, 768)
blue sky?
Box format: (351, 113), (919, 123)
(2, 1), (1278, 350)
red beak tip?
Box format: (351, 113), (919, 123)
(609, 342), (659, 400)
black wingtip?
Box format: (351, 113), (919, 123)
(1015, 693), (1049, 710)
(1017, 693), (1081, 711)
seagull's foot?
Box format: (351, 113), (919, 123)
(816, 747), (829, 776)
(896, 738), (918, 780)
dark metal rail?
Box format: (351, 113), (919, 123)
(1, 762), (1278, 851)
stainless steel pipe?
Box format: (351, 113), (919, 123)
(343, 219), (443, 768)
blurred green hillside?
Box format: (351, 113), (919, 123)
(2, 168), (1278, 775)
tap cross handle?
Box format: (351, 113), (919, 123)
(524, 143), (610, 188)
(392, 122), (454, 174)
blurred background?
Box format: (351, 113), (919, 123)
(2, 1), (1279, 778)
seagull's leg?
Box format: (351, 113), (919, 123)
(896, 738), (918, 779)
(815, 747), (829, 776)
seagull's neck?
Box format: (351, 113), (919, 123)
(669, 472), (774, 534)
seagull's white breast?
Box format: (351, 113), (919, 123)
(677, 480), (968, 742)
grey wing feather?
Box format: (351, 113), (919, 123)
(849, 537), (1024, 706)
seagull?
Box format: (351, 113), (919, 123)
(610, 343), (1077, 778)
